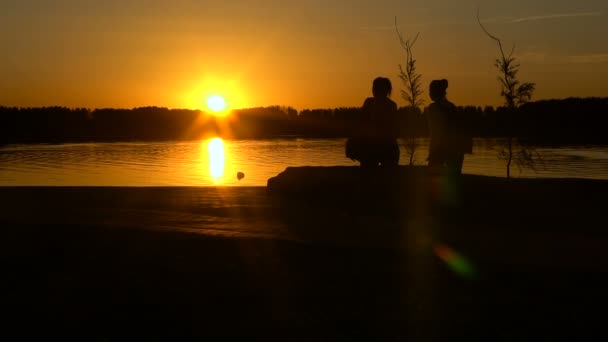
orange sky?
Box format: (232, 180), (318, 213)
(1, 0), (606, 110)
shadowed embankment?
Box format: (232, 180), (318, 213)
(1, 167), (607, 340)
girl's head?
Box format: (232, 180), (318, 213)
(372, 77), (392, 98)
(429, 79), (448, 102)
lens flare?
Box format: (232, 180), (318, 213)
(434, 244), (477, 278)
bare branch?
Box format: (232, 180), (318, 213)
(508, 45), (516, 58)
(395, 17), (419, 54)
(476, 8), (501, 42)
(409, 32), (420, 49)
(394, 17), (408, 50)
(476, 8), (507, 61)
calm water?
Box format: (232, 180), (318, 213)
(1, 138), (607, 186)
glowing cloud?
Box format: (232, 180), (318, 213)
(512, 11), (602, 23)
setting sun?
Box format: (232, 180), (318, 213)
(181, 77), (248, 113)
(207, 95), (226, 112)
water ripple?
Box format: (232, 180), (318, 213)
(0, 139), (607, 186)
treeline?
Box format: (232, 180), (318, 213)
(0, 97), (607, 144)
(460, 97), (608, 143)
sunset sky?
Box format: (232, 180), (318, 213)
(1, 0), (606, 110)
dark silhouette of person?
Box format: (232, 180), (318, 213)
(425, 79), (472, 174)
(346, 77), (400, 168)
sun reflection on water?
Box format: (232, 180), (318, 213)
(207, 138), (225, 183)
(1, 139), (607, 186)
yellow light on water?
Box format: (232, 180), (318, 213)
(208, 138), (225, 181)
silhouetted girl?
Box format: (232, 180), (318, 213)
(346, 77), (400, 168)
(425, 79), (472, 174)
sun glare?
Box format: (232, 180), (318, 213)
(182, 77), (248, 114)
(207, 95), (226, 112)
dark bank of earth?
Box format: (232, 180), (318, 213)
(268, 165), (607, 201)
(268, 166), (607, 230)
(2, 168), (608, 340)
(269, 166), (608, 267)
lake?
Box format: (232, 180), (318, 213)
(1, 138), (607, 186)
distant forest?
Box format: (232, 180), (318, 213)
(1, 97), (606, 144)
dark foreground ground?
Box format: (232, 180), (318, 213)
(1, 166), (608, 340)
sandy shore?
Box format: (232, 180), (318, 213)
(1, 177), (608, 339)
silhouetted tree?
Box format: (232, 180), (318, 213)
(395, 17), (423, 165)
(477, 9), (536, 178)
